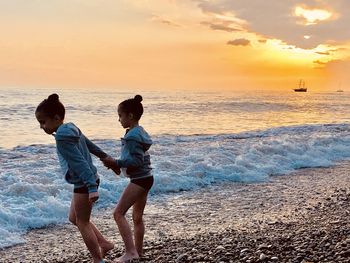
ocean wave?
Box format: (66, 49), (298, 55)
(1, 123), (350, 248)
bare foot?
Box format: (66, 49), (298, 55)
(100, 241), (115, 257)
(115, 252), (139, 263)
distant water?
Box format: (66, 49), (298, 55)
(1, 87), (350, 248)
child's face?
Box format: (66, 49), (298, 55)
(118, 106), (134, 129)
(35, 111), (63, 134)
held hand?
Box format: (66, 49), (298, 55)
(111, 166), (121, 175)
(102, 156), (121, 175)
(102, 156), (117, 168)
(89, 191), (99, 204)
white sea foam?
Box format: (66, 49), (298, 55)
(1, 123), (350, 248)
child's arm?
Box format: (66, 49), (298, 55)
(83, 135), (108, 160)
(56, 140), (99, 194)
(84, 135), (120, 174)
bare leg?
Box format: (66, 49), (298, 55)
(113, 183), (147, 263)
(132, 190), (149, 257)
(69, 198), (114, 257)
(90, 223), (115, 256)
(71, 193), (103, 263)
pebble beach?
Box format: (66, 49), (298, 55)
(1, 161), (350, 263)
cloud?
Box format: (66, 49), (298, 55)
(200, 21), (240, 32)
(330, 47), (348, 52)
(151, 15), (182, 27)
(316, 51), (330, 55)
(313, 60), (327, 65)
(227, 38), (250, 46)
(195, 0), (350, 49)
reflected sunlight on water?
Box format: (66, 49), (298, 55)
(0, 87), (349, 148)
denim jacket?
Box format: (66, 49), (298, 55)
(116, 126), (152, 180)
(55, 123), (107, 193)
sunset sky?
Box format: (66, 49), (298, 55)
(0, 0), (349, 91)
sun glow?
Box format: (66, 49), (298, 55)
(295, 6), (333, 25)
(261, 39), (328, 65)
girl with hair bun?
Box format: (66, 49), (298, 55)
(35, 94), (113, 263)
(102, 95), (153, 263)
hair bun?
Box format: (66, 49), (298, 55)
(48, 93), (59, 102)
(134, 95), (143, 103)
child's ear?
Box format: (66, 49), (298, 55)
(54, 114), (62, 121)
(128, 113), (134, 120)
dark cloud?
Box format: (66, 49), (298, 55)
(316, 51), (330, 55)
(313, 60), (327, 65)
(227, 38), (250, 46)
(201, 21), (240, 32)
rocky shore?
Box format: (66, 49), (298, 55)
(1, 162), (350, 263)
(138, 189), (350, 263)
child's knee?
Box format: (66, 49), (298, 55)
(113, 209), (125, 222)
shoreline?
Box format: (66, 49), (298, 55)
(1, 161), (350, 262)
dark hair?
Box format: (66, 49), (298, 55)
(119, 95), (144, 120)
(36, 93), (65, 119)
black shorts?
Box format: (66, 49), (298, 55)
(74, 179), (100, 194)
(131, 176), (154, 191)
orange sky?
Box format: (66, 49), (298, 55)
(0, 0), (349, 91)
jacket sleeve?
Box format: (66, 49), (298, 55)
(116, 140), (144, 168)
(56, 140), (98, 193)
(83, 135), (108, 159)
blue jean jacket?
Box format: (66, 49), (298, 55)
(55, 123), (107, 193)
(115, 126), (153, 180)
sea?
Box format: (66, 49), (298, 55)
(1, 87), (350, 248)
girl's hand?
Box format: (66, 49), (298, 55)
(89, 192), (99, 204)
(102, 156), (121, 175)
(111, 166), (121, 175)
(102, 156), (116, 168)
